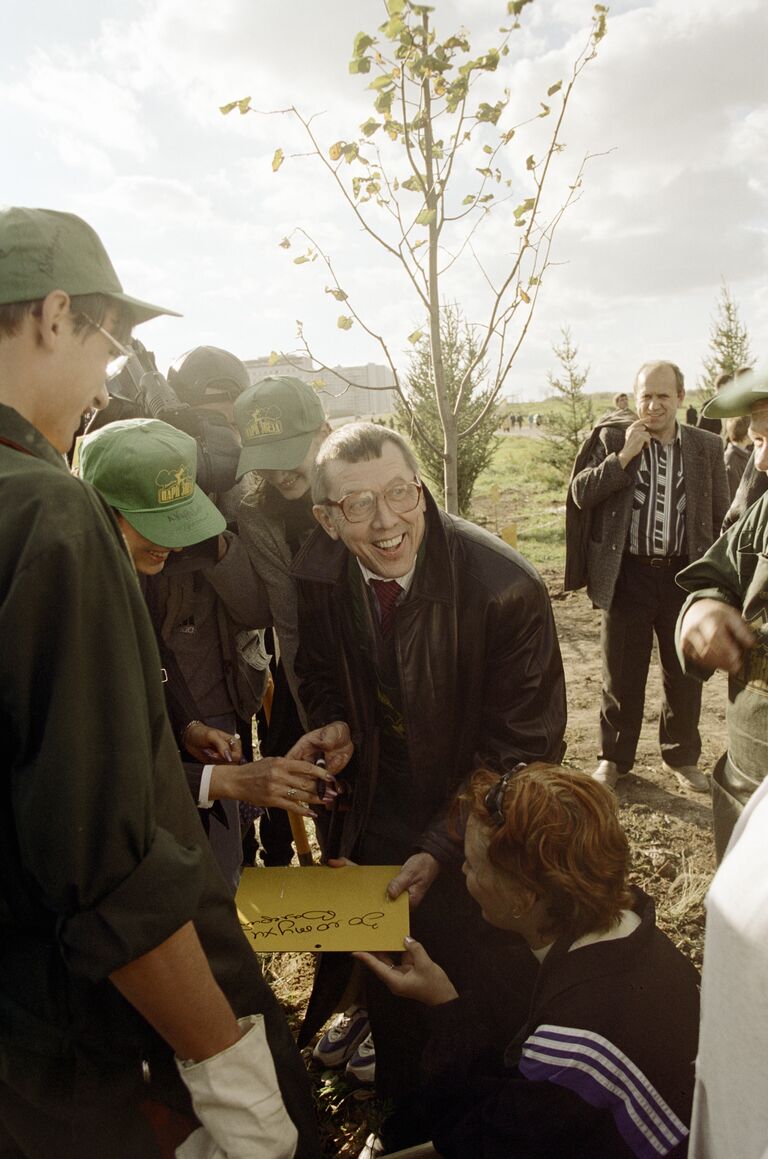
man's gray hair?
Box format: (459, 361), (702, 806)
(312, 422), (420, 504)
(633, 361), (685, 395)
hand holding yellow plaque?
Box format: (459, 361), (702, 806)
(236, 865), (410, 952)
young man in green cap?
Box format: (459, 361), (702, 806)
(0, 207), (339, 1157)
(677, 362), (768, 859)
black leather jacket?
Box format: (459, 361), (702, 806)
(292, 486), (566, 862)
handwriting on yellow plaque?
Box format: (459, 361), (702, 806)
(235, 865), (410, 952)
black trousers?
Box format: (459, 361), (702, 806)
(599, 555), (702, 774)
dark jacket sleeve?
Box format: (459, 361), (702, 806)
(473, 577), (566, 771)
(294, 581), (351, 731)
(710, 441), (730, 541)
(570, 428), (634, 512)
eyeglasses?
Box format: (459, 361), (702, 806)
(483, 763), (527, 826)
(77, 312), (133, 359)
(323, 479), (423, 524)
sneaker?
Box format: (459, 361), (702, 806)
(312, 1006), (370, 1068)
(592, 759), (620, 790)
(662, 761), (709, 794)
(345, 1030), (376, 1084)
(356, 1133), (384, 1159)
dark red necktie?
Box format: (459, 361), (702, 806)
(369, 579), (400, 636)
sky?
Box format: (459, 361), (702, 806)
(2, 0), (767, 401)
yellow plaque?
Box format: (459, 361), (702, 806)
(236, 865), (410, 952)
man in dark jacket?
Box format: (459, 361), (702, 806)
(570, 361), (728, 794)
(0, 207), (323, 1158)
(293, 422), (566, 1152)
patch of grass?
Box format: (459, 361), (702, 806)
(470, 434), (567, 576)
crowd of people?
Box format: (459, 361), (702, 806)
(1, 203), (765, 1159)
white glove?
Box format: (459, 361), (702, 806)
(175, 1015), (298, 1159)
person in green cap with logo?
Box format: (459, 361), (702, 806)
(234, 379), (375, 1079)
(235, 377), (335, 866)
(235, 376), (332, 716)
(80, 416), (227, 573)
(677, 361), (768, 859)
(81, 416), (339, 891)
(0, 207), (334, 1157)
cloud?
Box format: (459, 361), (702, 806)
(0, 49), (154, 163)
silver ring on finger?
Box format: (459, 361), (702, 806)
(287, 787), (297, 800)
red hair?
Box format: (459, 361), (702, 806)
(463, 763), (633, 940)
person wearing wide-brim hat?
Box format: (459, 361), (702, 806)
(699, 362), (766, 422)
(80, 417), (226, 574)
(678, 362), (768, 853)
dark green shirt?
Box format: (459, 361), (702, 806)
(0, 405), (314, 1132)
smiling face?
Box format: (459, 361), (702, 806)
(116, 514), (180, 574)
(313, 442), (426, 578)
(258, 426), (329, 501)
(634, 363), (683, 443)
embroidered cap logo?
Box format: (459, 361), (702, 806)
(155, 463), (194, 505)
(244, 406), (283, 441)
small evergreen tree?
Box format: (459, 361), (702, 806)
(394, 304), (498, 516)
(543, 326), (593, 482)
(699, 281), (754, 400)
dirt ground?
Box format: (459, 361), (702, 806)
(269, 563), (726, 1155)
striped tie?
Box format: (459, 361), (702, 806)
(369, 579), (400, 636)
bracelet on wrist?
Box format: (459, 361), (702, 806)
(181, 719), (202, 747)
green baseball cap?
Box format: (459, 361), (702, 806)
(234, 375), (326, 478)
(0, 206), (179, 324)
(80, 418), (226, 548)
(701, 363), (768, 419)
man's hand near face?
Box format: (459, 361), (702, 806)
(618, 420), (651, 469)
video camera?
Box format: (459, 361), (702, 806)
(90, 340), (242, 497)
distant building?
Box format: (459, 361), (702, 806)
(244, 354), (396, 420)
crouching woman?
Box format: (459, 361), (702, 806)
(356, 764), (700, 1159)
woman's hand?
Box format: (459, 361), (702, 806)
(182, 722), (243, 764)
(210, 756), (339, 816)
(353, 938), (458, 1007)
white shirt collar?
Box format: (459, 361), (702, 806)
(357, 559), (416, 593)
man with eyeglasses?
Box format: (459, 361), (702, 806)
(292, 421), (565, 1155)
(0, 207), (322, 1157)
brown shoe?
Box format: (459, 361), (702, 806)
(662, 761), (709, 794)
